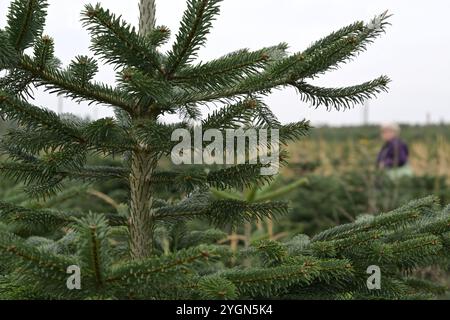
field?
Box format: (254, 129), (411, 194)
(2, 121), (450, 242)
(1, 119), (450, 299)
(282, 125), (450, 232)
(287, 125), (450, 177)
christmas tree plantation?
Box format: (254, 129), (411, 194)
(0, 0), (449, 299)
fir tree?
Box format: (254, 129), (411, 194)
(0, 0), (449, 300)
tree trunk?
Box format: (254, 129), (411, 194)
(139, 0), (156, 36)
(127, 0), (158, 260)
(129, 148), (158, 259)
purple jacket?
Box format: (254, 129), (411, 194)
(377, 138), (409, 169)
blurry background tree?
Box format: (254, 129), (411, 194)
(212, 176), (309, 252)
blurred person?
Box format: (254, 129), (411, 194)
(376, 123), (413, 179)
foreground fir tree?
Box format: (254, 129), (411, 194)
(0, 0), (449, 299)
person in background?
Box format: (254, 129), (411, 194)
(376, 123), (413, 179)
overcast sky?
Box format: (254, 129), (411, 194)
(1, 0), (449, 126)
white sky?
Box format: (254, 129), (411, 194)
(1, 0), (449, 126)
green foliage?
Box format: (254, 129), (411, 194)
(1, 196), (447, 300)
(295, 77), (390, 111)
(198, 275), (238, 300)
(286, 172), (450, 235)
(0, 30), (17, 68)
(73, 214), (112, 290)
(81, 4), (163, 76)
(68, 56), (99, 86)
(33, 35), (58, 69)
(166, 0), (222, 75)
(6, 0), (48, 52)
(155, 193), (289, 229)
(0, 200), (72, 236)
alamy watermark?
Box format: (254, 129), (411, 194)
(171, 126), (280, 176)
(66, 265), (81, 290)
(366, 265), (381, 290)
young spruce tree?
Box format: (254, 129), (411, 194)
(0, 0), (449, 299)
